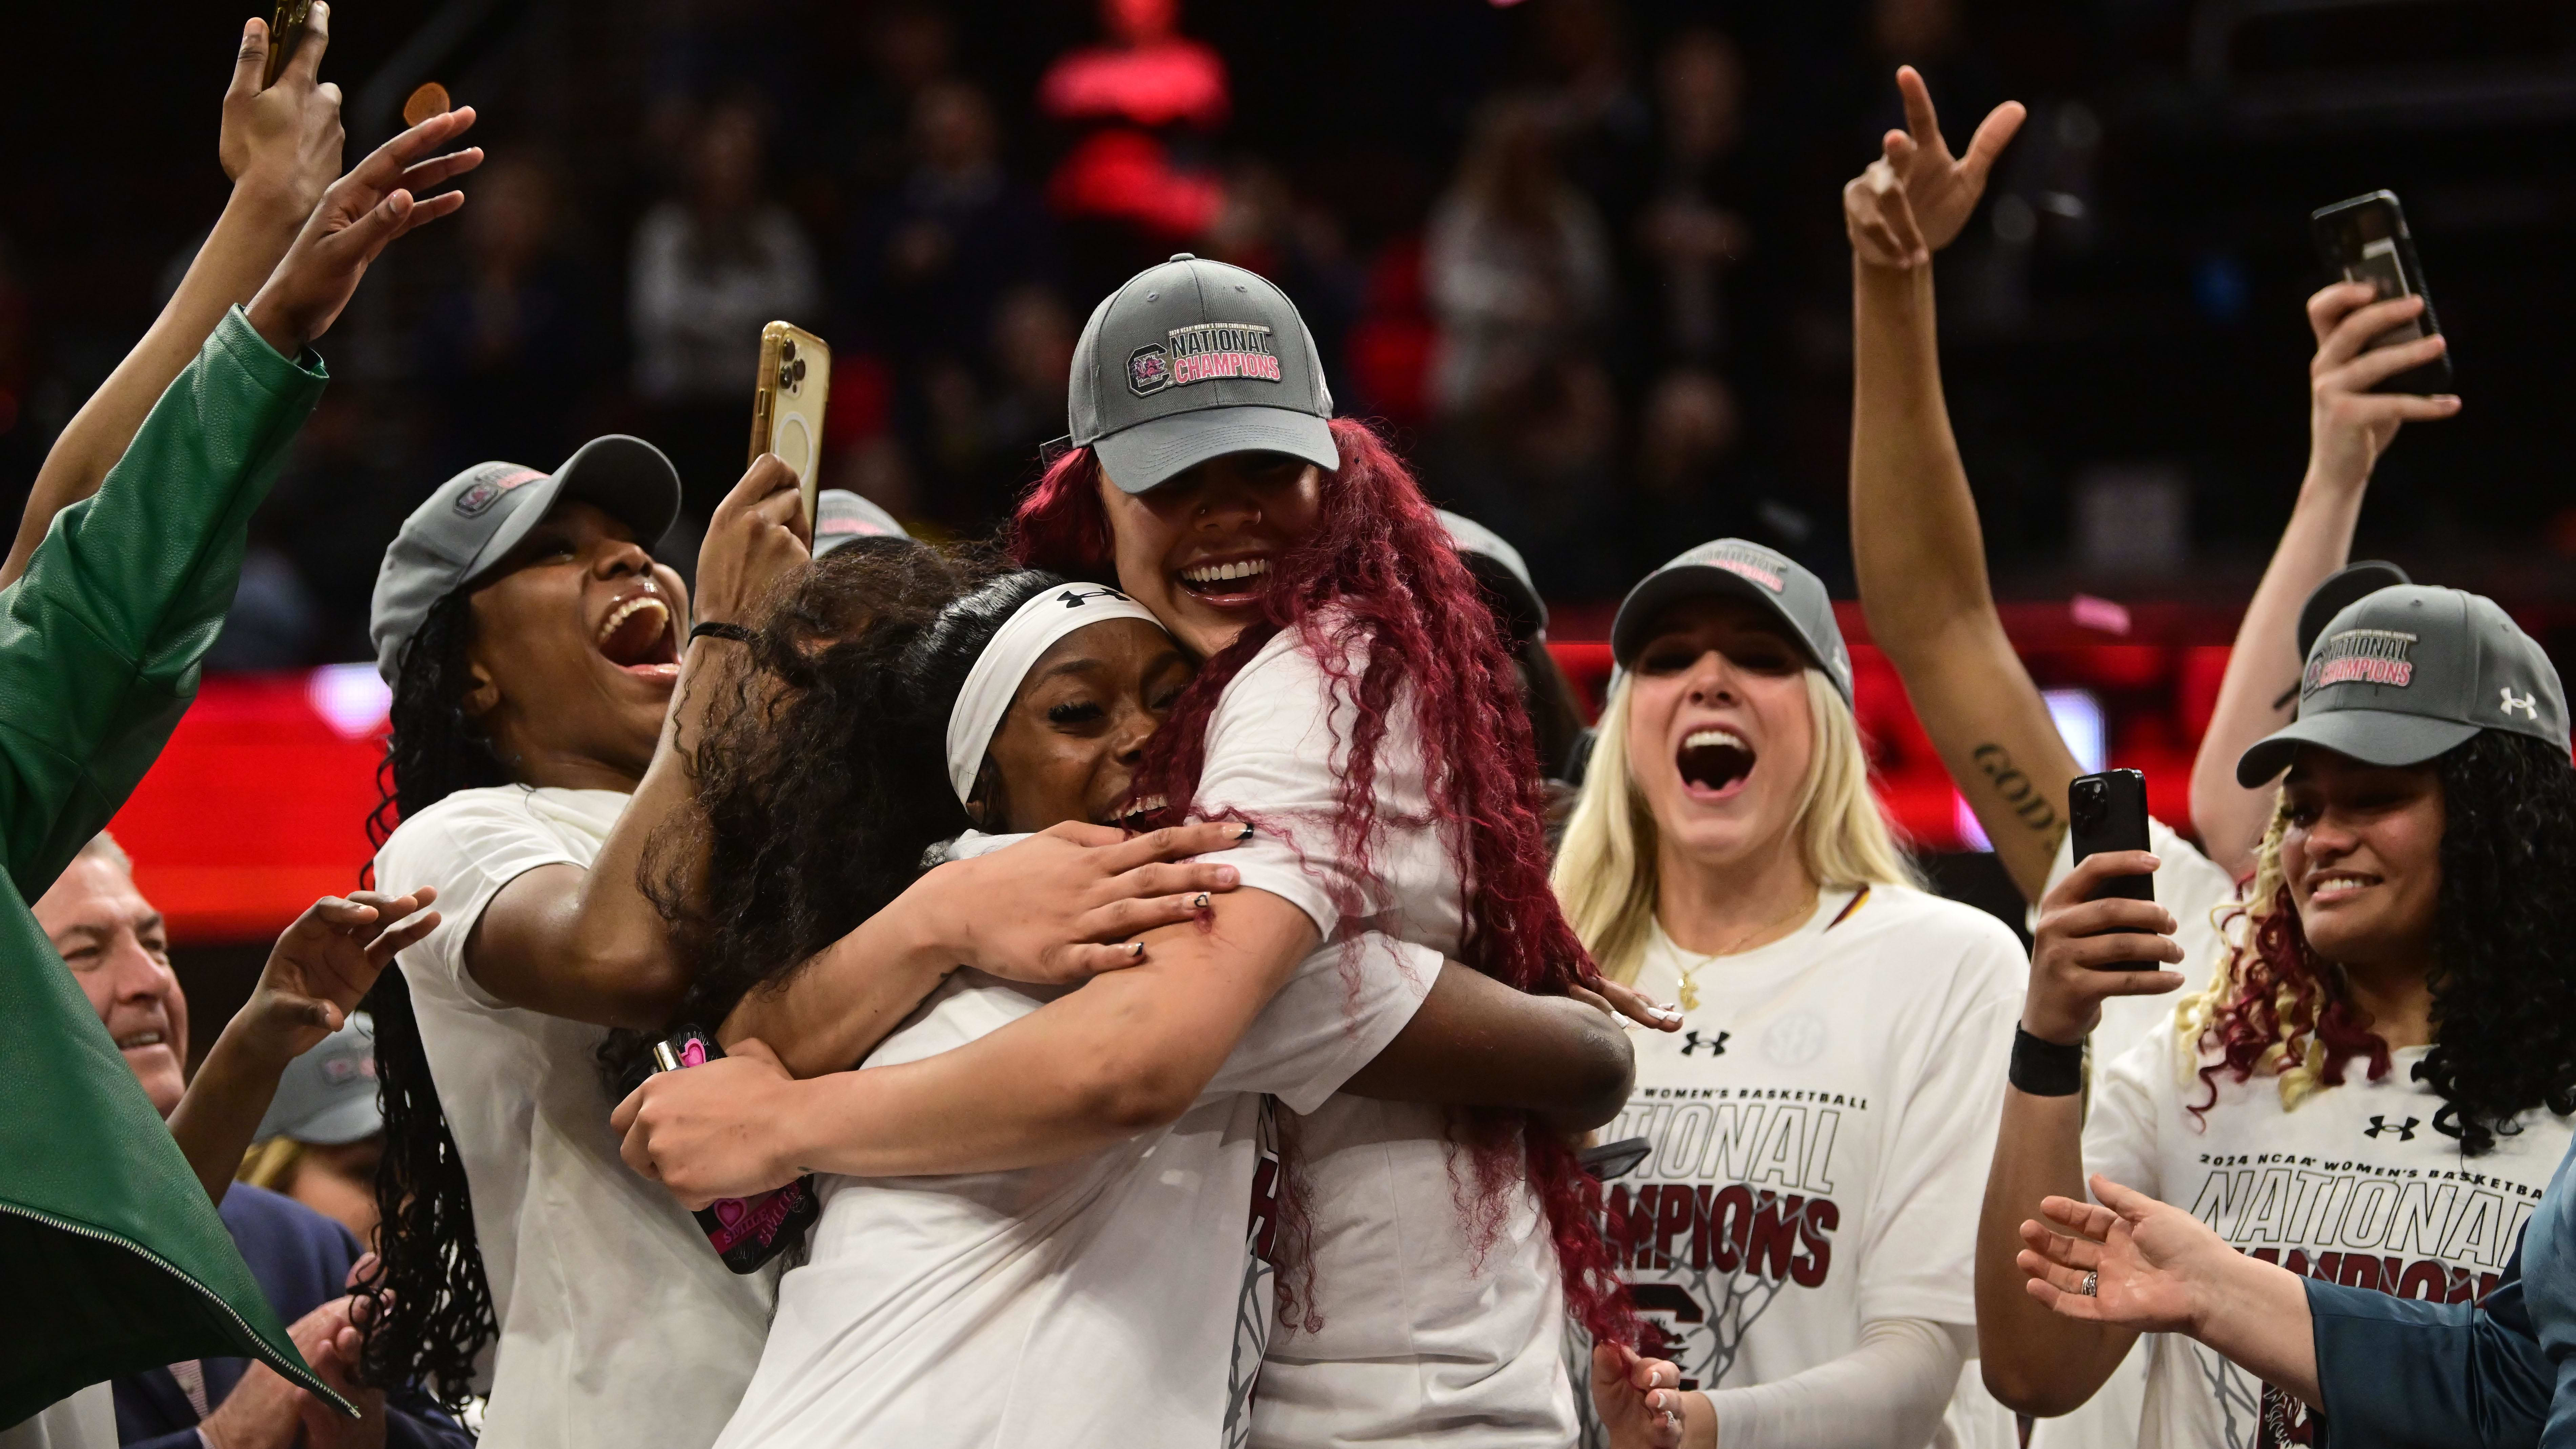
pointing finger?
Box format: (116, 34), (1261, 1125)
(1895, 65), (1943, 153)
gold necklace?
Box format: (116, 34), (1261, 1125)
(1673, 888), (1822, 1011)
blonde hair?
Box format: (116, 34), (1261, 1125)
(2172, 796), (2338, 1109)
(1553, 668), (1918, 984)
(238, 1135), (306, 1191)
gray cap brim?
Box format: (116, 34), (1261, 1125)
(1611, 565), (1849, 705)
(2235, 709), (2481, 787)
(253, 1087), (382, 1148)
(462, 435), (680, 585)
(1093, 406), (1339, 495)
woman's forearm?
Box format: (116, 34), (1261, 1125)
(721, 879), (960, 1075)
(2186, 474), (2364, 878)
(4, 182), (310, 587)
(163, 1020), (296, 1208)
(1697, 1318), (1968, 1449)
(1339, 963), (1631, 1132)
(2191, 1251), (2320, 1408)
(1849, 260), (1991, 653)
(769, 895), (1318, 1179)
(1977, 1085), (2137, 1415)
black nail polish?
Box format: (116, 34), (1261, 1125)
(1235, 823), (1255, 840)
(1191, 892), (1211, 909)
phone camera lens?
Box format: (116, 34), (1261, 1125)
(792, 358), (807, 382)
(2069, 781), (2102, 829)
(780, 339), (797, 359)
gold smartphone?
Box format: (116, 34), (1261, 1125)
(749, 322), (832, 529)
(266, 0), (315, 86)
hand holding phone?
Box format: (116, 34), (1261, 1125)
(266, 0), (317, 86)
(2069, 769), (2156, 970)
(748, 322), (832, 530)
(2312, 191), (2452, 396)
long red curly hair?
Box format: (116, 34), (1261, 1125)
(1010, 418), (1637, 1346)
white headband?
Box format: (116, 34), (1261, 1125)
(945, 583), (1165, 805)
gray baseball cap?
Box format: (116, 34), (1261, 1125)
(812, 489), (913, 557)
(1438, 510), (1547, 640)
(253, 1014), (379, 1147)
(2237, 584), (2568, 786)
(370, 436), (681, 686)
(1069, 253), (1338, 494)
(1610, 539), (1853, 706)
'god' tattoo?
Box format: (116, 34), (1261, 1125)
(1971, 742), (2064, 838)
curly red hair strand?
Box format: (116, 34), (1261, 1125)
(1009, 419), (1638, 1346)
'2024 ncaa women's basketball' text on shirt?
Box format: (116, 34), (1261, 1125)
(373, 786), (777, 1449)
(1586, 883), (2026, 1449)
(2084, 1025), (2575, 1449)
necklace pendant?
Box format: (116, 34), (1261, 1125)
(1678, 980), (1699, 1012)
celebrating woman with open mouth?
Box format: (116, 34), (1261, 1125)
(1550, 540), (2027, 1449)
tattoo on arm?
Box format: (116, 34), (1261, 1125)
(1972, 742), (2065, 838)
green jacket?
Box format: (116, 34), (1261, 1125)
(0, 307), (342, 1426)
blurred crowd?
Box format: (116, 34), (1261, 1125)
(0, 0), (2110, 668)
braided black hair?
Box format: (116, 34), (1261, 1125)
(2416, 729), (2576, 1154)
(355, 589), (504, 1409)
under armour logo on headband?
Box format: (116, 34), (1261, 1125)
(1055, 587), (1132, 609)
(2502, 688), (2538, 719)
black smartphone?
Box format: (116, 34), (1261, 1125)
(2311, 191), (2452, 395)
(1579, 1136), (1653, 1182)
(2069, 769), (2155, 969)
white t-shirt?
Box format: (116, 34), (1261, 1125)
(1189, 622), (1576, 1449)
(374, 786), (775, 1449)
(712, 830), (1438, 1449)
(1588, 886), (2025, 1449)
(2082, 1023), (2574, 1449)
(2025, 816), (2240, 1449)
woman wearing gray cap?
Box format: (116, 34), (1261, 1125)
(2006, 583), (2576, 1446)
(612, 555), (1649, 1449)
(1004, 253), (1642, 1445)
(356, 449), (1248, 1449)
(1551, 540), (2026, 1449)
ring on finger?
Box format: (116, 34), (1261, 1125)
(2080, 1270), (2099, 1298)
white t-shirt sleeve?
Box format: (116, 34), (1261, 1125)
(2081, 1027), (2176, 1204)
(1854, 920), (2024, 1326)
(375, 790), (592, 1011)
(1188, 629), (1423, 940)
(1202, 934), (1438, 1115)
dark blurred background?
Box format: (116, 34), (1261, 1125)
(7, 0), (2576, 672)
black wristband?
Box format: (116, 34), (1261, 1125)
(2010, 1026), (2086, 1097)
(688, 621), (754, 646)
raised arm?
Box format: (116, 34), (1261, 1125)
(0, 10), (358, 587)
(456, 455), (808, 1028)
(1976, 852), (2184, 1413)
(1844, 70), (2070, 901)
(2185, 283), (2457, 876)
(0, 110), (474, 893)
(618, 887), (1322, 1200)
(164, 889), (437, 1204)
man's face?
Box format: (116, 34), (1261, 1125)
(36, 854), (186, 1116)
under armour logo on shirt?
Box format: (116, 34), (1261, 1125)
(2365, 1115), (2419, 1141)
(2501, 688), (2538, 719)
(1678, 1029), (1730, 1058)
